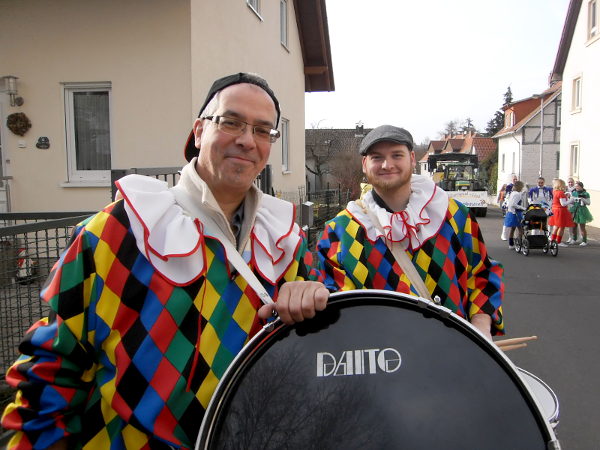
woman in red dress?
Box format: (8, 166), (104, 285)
(548, 178), (575, 246)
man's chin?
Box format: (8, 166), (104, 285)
(369, 179), (408, 193)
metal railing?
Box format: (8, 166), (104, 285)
(110, 167), (181, 201)
(110, 164), (273, 200)
(0, 212), (94, 375)
(0, 181), (349, 376)
(0, 176), (13, 213)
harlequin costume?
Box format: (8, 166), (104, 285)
(315, 175), (504, 336)
(1, 161), (312, 449)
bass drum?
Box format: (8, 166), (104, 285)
(196, 290), (560, 450)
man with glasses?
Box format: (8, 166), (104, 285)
(2, 73), (329, 449)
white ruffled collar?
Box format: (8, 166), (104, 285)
(115, 161), (301, 286)
(347, 175), (449, 250)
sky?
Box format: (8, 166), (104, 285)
(305, 0), (571, 143)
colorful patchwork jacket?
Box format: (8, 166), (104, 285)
(315, 176), (504, 335)
(2, 164), (312, 449)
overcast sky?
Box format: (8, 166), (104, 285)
(305, 0), (570, 143)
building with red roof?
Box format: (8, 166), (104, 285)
(493, 82), (562, 193)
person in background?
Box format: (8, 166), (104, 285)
(501, 174), (519, 240)
(503, 181), (525, 249)
(565, 176), (578, 244)
(548, 178), (575, 247)
(528, 177), (553, 207)
(497, 183), (508, 217)
(569, 181), (593, 246)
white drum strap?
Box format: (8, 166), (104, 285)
(170, 185), (274, 306)
(356, 199), (432, 301)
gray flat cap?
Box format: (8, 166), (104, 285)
(359, 125), (414, 155)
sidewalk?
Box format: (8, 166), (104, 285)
(585, 224), (600, 242)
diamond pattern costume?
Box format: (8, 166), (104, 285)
(2, 162), (312, 449)
(315, 176), (504, 335)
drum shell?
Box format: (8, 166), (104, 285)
(197, 290), (560, 450)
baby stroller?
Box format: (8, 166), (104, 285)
(514, 204), (558, 256)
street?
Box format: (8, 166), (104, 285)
(480, 206), (600, 450)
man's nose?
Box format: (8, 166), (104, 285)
(381, 158), (391, 169)
(235, 125), (257, 148)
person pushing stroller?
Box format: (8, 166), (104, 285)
(503, 180), (526, 249)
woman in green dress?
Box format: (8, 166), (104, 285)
(569, 181), (594, 246)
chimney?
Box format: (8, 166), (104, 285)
(355, 121), (364, 136)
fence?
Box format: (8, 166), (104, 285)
(0, 212), (94, 375)
(277, 185), (351, 251)
(0, 184), (350, 378)
(110, 164), (273, 201)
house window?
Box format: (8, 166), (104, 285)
(589, 0), (598, 39)
(556, 151), (560, 171)
(555, 101), (562, 127)
(280, 0), (288, 47)
(281, 118), (290, 172)
(511, 152), (515, 173)
(501, 153), (505, 172)
(64, 83), (112, 182)
(247, 0), (260, 15)
(504, 111), (514, 128)
(572, 76), (582, 111)
(570, 143), (580, 176)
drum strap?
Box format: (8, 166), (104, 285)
(170, 185), (274, 306)
(355, 199), (432, 301)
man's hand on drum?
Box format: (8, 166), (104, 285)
(258, 281), (329, 325)
(471, 314), (493, 341)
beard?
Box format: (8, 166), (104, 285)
(366, 170), (412, 194)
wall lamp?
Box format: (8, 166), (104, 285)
(2, 75), (24, 107)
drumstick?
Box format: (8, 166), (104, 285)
(495, 336), (538, 347)
(498, 343), (528, 352)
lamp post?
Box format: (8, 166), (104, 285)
(532, 93), (544, 177)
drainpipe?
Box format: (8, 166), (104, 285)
(510, 132), (522, 181)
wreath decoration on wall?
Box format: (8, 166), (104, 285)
(6, 113), (32, 136)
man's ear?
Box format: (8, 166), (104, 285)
(362, 156), (367, 174)
(193, 118), (204, 149)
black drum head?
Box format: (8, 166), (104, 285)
(197, 291), (556, 450)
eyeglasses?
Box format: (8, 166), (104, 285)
(202, 115), (281, 143)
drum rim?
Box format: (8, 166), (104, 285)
(195, 289), (559, 449)
(517, 367), (560, 426)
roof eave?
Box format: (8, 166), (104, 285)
(551, 0), (583, 81)
(294, 0), (335, 92)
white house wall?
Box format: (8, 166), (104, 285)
(560, 2), (600, 226)
(191, 0), (306, 197)
(497, 134), (521, 193)
(0, 0), (308, 212)
(0, 0), (192, 211)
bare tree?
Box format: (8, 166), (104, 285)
(329, 149), (363, 199)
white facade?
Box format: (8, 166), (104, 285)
(558, 1), (600, 226)
(497, 135), (521, 190)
